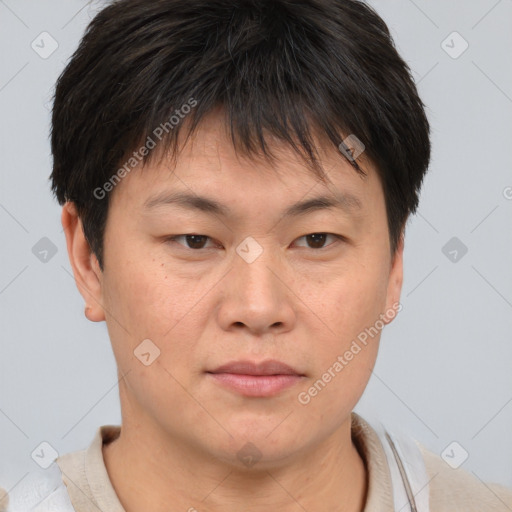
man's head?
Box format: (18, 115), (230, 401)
(51, 0), (430, 470)
(50, 0), (430, 270)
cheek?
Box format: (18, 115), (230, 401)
(100, 260), (209, 405)
(298, 271), (387, 425)
(301, 260), (389, 392)
(100, 257), (211, 378)
(104, 256), (202, 330)
(103, 257), (232, 390)
(313, 261), (389, 337)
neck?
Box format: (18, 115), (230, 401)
(103, 412), (368, 512)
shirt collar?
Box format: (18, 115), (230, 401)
(60, 412), (395, 512)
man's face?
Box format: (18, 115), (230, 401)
(79, 112), (403, 467)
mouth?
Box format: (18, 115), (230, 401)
(206, 359), (306, 397)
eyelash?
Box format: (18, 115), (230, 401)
(164, 233), (345, 251)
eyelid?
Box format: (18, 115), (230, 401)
(166, 233), (345, 250)
(165, 234), (219, 249)
(292, 233), (343, 249)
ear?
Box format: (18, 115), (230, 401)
(383, 230), (404, 325)
(61, 202), (105, 322)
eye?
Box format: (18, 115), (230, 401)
(293, 233), (343, 249)
(166, 234), (218, 250)
(165, 232), (344, 251)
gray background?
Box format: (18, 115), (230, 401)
(1, 0), (511, 495)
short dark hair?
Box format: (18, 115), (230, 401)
(50, 0), (431, 270)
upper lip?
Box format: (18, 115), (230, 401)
(208, 359), (304, 376)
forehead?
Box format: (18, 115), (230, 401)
(109, 112), (382, 221)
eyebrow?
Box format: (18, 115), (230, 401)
(143, 190), (363, 218)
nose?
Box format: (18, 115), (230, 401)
(216, 243), (297, 336)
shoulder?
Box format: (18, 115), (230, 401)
(2, 425), (120, 512)
(1, 463), (75, 512)
(360, 413), (512, 512)
(418, 443), (512, 511)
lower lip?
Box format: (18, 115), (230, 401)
(208, 373), (303, 397)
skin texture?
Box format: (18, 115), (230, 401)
(62, 111), (404, 512)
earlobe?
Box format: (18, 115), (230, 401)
(383, 231), (404, 325)
(62, 202), (106, 322)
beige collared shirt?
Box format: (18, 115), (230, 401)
(53, 412), (512, 512)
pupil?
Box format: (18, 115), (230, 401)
(187, 235), (206, 249)
(308, 233), (326, 248)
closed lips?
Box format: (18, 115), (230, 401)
(207, 359), (304, 376)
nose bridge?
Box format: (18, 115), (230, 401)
(218, 235), (295, 333)
(234, 236), (283, 302)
